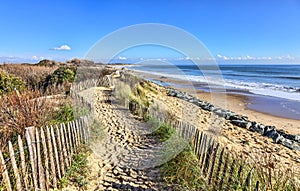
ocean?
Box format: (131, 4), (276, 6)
(127, 63), (300, 120)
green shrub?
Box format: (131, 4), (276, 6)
(150, 122), (175, 142)
(160, 146), (208, 190)
(46, 66), (76, 85)
(53, 103), (75, 123)
(58, 146), (90, 189)
(0, 70), (26, 95)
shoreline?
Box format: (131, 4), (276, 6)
(131, 70), (300, 135)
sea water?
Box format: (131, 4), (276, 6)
(128, 63), (300, 120)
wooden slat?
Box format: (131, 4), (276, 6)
(234, 163), (244, 190)
(199, 134), (208, 168)
(40, 127), (50, 190)
(18, 135), (29, 190)
(82, 117), (87, 144)
(60, 123), (69, 168)
(75, 120), (81, 145)
(193, 129), (199, 154)
(78, 118), (84, 143)
(0, 150), (12, 191)
(25, 129), (38, 189)
(70, 121), (76, 150)
(84, 116), (90, 143)
(212, 148), (224, 189)
(218, 152), (230, 191)
(76, 119), (82, 145)
(27, 127), (37, 174)
(203, 140), (215, 177)
(67, 122), (74, 155)
(197, 131), (203, 160)
(208, 143), (220, 185)
(227, 159), (236, 186)
(244, 171), (252, 190)
(73, 121), (79, 147)
(55, 125), (65, 176)
(62, 123), (71, 164)
(255, 181), (259, 191)
(50, 125), (61, 179)
(46, 126), (57, 187)
(36, 128), (46, 190)
(8, 141), (22, 191)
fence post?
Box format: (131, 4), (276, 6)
(255, 181), (259, 191)
(243, 171), (252, 191)
(199, 134), (208, 168)
(79, 118), (85, 143)
(50, 125), (61, 179)
(8, 141), (22, 191)
(67, 122), (74, 155)
(0, 150), (12, 191)
(234, 163), (244, 190)
(81, 117), (87, 144)
(25, 128), (38, 189)
(36, 128), (46, 190)
(60, 123), (70, 168)
(46, 126), (57, 187)
(227, 159), (236, 187)
(55, 125), (65, 176)
(71, 121), (77, 149)
(193, 129), (199, 154)
(203, 140), (215, 177)
(197, 131), (203, 160)
(75, 119), (81, 145)
(62, 123), (71, 165)
(208, 143), (220, 185)
(18, 135), (29, 190)
(219, 152), (230, 191)
(40, 127), (50, 190)
(212, 148), (224, 190)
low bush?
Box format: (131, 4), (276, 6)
(0, 70), (26, 95)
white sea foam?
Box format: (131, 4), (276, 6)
(132, 69), (300, 102)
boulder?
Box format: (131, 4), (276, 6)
(231, 120), (251, 129)
(295, 135), (300, 142)
(264, 126), (275, 135)
(249, 122), (265, 135)
(280, 138), (296, 150)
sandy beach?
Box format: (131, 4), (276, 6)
(126, 73), (300, 175)
(132, 70), (300, 135)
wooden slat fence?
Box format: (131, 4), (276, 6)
(0, 81), (94, 190)
(0, 116), (90, 190)
(149, 107), (261, 191)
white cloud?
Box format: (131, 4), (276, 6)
(31, 56), (45, 61)
(118, 56), (127, 60)
(50, 45), (71, 51)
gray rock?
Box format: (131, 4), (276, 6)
(264, 126), (275, 135)
(295, 135), (300, 142)
(280, 138), (295, 150)
(264, 129), (283, 143)
(231, 120), (252, 129)
(249, 122), (265, 135)
(241, 116), (249, 121)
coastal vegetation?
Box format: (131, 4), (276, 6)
(1, 64), (300, 190)
(0, 60), (86, 149)
(111, 72), (300, 190)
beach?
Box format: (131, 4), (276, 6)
(118, 71), (300, 175)
(131, 70), (300, 135)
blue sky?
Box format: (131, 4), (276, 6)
(0, 0), (300, 63)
